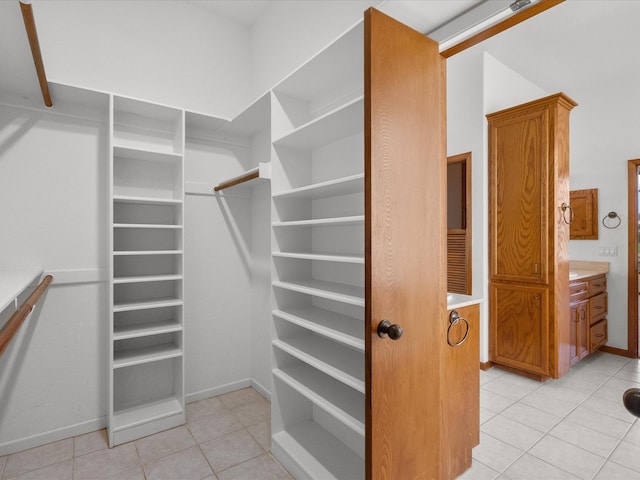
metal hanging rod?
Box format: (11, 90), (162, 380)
(0, 274), (53, 357)
(19, 0), (53, 107)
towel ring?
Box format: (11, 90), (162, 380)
(447, 310), (469, 347)
(561, 203), (574, 225)
(602, 211), (621, 229)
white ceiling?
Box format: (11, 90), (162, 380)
(1, 1), (638, 107)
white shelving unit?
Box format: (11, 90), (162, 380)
(108, 95), (185, 446)
(270, 20), (366, 479)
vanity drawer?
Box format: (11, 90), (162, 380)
(590, 292), (607, 324)
(570, 281), (589, 303)
(590, 319), (607, 352)
(588, 275), (607, 296)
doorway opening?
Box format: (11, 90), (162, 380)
(627, 159), (640, 358)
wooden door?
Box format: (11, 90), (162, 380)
(365, 8), (446, 479)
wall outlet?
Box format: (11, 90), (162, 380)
(598, 246), (618, 256)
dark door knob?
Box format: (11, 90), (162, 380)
(377, 320), (403, 340)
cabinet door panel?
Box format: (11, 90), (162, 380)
(490, 283), (548, 375)
(489, 110), (548, 284)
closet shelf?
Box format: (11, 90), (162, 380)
(272, 422), (364, 480)
(272, 215), (364, 228)
(113, 343), (182, 369)
(113, 224), (182, 230)
(273, 252), (363, 264)
(113, 396), (183, 431)
(272, 174), (363, 200)
(273, 96), (364, 150)
(113, 195), (183, 206)
(113, 145), (182, 163)
(273, 279), (364, 306)
(114, 320), (183, 341)
(113, 250), (183, 256)
(113, 274), (183, 284)
(0, 267), (43, 313)
(273, 307), (364, 351)
(113, 298), (183, 313)
(273, 336), (364, 393)
(213, 162), (271, 192)
(274, 365), (365, 436)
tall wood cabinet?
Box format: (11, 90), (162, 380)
(270, 8), (452, 479)
(488, 93), (577, 380)
(108, 96), (186, 446)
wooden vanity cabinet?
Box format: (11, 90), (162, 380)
(569, 274), (608, 365)
(488, 93), (577, 380)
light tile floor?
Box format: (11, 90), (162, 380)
(0, 387), (292, 480)
(1, 352), (639, 480)
(460, 351), (640, 480)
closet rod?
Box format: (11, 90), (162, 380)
(0, 274), (53, 357)
(214, 168), (259, 192)
(19, 0), (52, 107)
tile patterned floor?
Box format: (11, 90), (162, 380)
(461, 352), (640, 480)
(1, 352), (639, 479)
(0, 388), (291, 480)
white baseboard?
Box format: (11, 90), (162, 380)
(0, 416), (106, 456)
(185, 378), (251, 404)
(251, 378), (271, 401)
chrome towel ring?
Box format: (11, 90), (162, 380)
(447, 310), (469, 347)
(602, 211), (621, 229)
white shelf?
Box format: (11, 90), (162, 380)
(273, 279), (364, 307)
(273, 174), (363, 200)
(272, 421), (364, 480)
(113, 396), (183, 431)
(113, 274), (183, 284)
(113, 298), (183, 313)
(214, 162), (271, 192)
(113, 224), (182, 230)
(273, 251), (363, 264)
(0, 267), (43, 313)
(114, 250), (183, 256)
(113, 343), (182, 369)
(273, 97), (363, 150)
(273, 335), (364, 393)
(273, 307), (364, 351)
(113, 195), (183, 206)
(114, 320), (183, 341)
(113, 145), (182, 163)
(274, 365), (364, 436)
(272, 215), (364, 228)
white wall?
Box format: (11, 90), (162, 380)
(35, 1), (253, 119)
(569, 72), (640, 350)
(250, 0), (380, 98)
(0, 98), (109, 454)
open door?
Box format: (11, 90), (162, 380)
(365, 8), (447, 479)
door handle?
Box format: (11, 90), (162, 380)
(377, 320), (403, 340)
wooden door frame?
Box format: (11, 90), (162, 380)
(627, 159), (640, 358)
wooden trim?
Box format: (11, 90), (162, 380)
(0, 275), (53, 357)
(441, 0), (565, 58)
(627, 159), (640, 358)
(19, 1), (52, 107)
(213, 169), (259, 192)
(447, 152), (472, 295)
(601, 345), (634, 359)
(479, 361), (493, 371)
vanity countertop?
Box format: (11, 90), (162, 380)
(569, 260), (609, 281)
(447, 293), (483, 310)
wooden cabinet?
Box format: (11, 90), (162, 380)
(570, 189), (598, 240)
(443, 303), (480, 479)
(488, 93), (577, 380)
(569, 274), (608, 365)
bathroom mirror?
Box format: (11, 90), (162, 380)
(447, 152), (472, 295)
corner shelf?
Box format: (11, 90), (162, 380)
(0, 267), (43, 313)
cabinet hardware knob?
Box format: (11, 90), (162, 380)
(377, 320), (403, 340)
